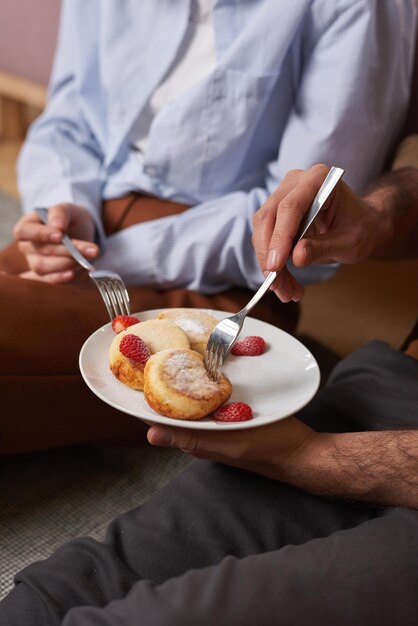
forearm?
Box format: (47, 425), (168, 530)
(363, 168), (418, 260)
(96, 190), (263, 291)
(285, 429), (418, 509)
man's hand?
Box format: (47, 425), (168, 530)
(148, 417), (418, 509)
(14, 203), (99, 283)
(252, 164), (388, 302)
(147, 417), (317, 482)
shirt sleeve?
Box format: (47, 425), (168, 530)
(267, 0), (417, 194)
(95, 188), (339, 293)
(16, 0), (105, 241)
(96, 0), (416, 293)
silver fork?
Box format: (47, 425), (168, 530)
(35, 207), (131, 320)
(204, 166), (345, 381)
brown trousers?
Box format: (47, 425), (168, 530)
(0, 195), (298, 455)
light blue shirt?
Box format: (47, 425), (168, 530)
(18, 0), (416, 293)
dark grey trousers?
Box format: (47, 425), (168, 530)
(1, 341), (418, 626)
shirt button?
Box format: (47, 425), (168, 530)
(145, 166), (157, 177)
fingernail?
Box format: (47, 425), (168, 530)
(84, 246), (97, 256)
(49, 232), (62, 243)
(273, 288), (290, 303)
(50, 218), (63, 229)
(266, 249), (278, 270)
(292, 294), (301, 303)
(151, 429), (173, 447)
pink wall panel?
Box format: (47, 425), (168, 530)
(0, 0), (61, 85)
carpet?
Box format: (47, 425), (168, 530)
(0, 443), (191, 599)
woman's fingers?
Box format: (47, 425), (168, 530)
(14, 204), (99, 285)
(18, 239), (99, 259)
(19, 269), (75, 284)
(47, 203), (72, 231)
(14, 204), (96, 246)
(21, 239), (98, 276)
(13, 212), (63, 245)
(24, 253), (79, 276)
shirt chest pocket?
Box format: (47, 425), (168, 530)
(144, 69), (281, 196)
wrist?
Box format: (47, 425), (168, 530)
(360, 168), (418, 260)
(361, 196), (395, 260)
(276, 422), (321, 483)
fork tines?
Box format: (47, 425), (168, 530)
(91, 271), (130, 320)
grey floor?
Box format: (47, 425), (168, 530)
(0, 193), (191, 598)
(0, 443), (191, 599)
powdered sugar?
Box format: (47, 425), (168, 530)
(164, 351), (219, 397)
(165, 351), (191, 368)
(175, 318), (208, 337)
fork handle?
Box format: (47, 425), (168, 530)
(243, 166), (345, 316)
(35, 207), (96, 272)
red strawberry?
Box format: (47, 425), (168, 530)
(213, 402), (253, 422)
(231, 336), (266, 356)
(112, 315), (140, 333)
(119, 334), (150, 366)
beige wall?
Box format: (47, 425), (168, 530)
(0, 0), (60, 85)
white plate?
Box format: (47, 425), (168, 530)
(79, 309), (320, 431)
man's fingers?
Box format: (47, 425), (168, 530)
(265, 164), (330, 272)
(252, 204), (277, 273)
(148, 426), (208, 456)
(148, 426), (209, 453)
(269, 266), (303, 302)
(292, 238), (327, 267)
(252, 170), (303, 272)
(292, 232), (352, 267)
(147, 426), (243, 460)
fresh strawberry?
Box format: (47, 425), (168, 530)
(213, 402), (253, 422)
(112, 315), (140, 333)
(119, 334), (150, 365)
(231, 335), (266, 356)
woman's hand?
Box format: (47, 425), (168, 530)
(14, 203), (99, 283)
(147, 417), (317, 483)
(252, 164), (384, 302)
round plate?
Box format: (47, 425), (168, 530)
(79, 309), (320, 430)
